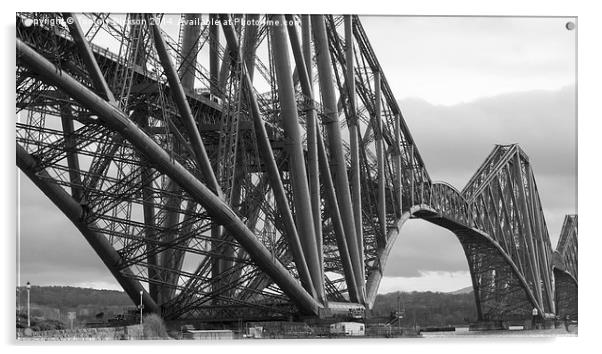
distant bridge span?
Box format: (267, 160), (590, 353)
(16, 13), (577, 321)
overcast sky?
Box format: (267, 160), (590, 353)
(17, 15), (576, 295)
(362, 16), (576, 292)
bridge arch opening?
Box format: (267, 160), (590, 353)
(380, 219), (472, 293)
(373, 207), (542, 323)
(375, 218), (479, 325)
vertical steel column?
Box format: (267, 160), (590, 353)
(298, 15), (323, 282)
(17, 144), (160, 314)
(317, 130), (361, 303)
(179, 14), (202, 90)
(301, 16), (312, 76)
(129, 13), (147, 68)
(270, 15), (324, 302)
(219, 16), (316, 298)
(128, 17), (162, 302)
(344, 16), (364, 280)
(218, 13), (262, 294)
(311, 15), (365, 303)
(287, 15), (359, 302)
(374, 70), (387, 241)
(218, 40), (232, 95)
(163, 17), (205, 303)
(160, 161), (183, 304)
(209, 14), (220, 96)
(242, 14), (260, 81)
(180, 16), (221, 297)
(59, 105), (83, 201)
(135, 110), (160, 302)
(218, 15), (242, 95)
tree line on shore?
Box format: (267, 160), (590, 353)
(16, 285), (478, 328)
(371, 290), (477, 327)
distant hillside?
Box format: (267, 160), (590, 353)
(372, 290), (477, 327)
(448, 286), (473, 295)
(16, 286), (132, 310)
(15, 286), (478, 327)
(15, 286), (134, 329)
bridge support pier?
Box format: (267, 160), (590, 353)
(554, 269), (578, 320)
(312, 14), (365, 304)
(270, 15), (325, 303)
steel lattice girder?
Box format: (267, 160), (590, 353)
(15, 13), (576, 321)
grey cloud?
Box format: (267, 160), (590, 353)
(400, 85), (576, 197)
(361, 16), (575, 78)
(360, 16), (575, 104)
(379, 86), (576, 278)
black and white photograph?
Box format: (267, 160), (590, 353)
(11, 3), (586, 347)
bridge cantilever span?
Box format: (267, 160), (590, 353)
(16, 13), (576, 321)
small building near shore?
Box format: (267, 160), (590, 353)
(246, 326), (264, 338)
(183, 329), (234, 340)
(329, 322), (365, 336)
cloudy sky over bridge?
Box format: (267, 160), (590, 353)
(18, 15), (576, 293)
(363, 16), (576, 292)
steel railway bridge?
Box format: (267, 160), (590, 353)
(16, 13), (578, 322)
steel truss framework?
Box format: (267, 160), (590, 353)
(16, 13), (577, 321)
